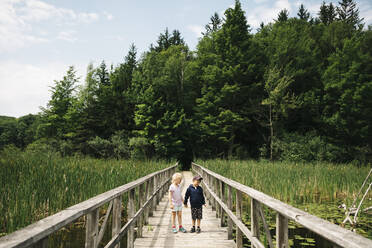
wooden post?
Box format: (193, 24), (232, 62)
(127, 189), (135, 248)
(215, 178), (219, 218)
(236, 190), (243, 248)
(138, 184), (144, 238)
(85, 209), (99, 248)
(112, 196), (122, 248)
(276, 213), (289, 248)
(144, 180), (150, 224)
(251, 199), (260, 246)
(153, 176), (158, 210)
(149, 177), (155, 216)
(219, 181), (225, 227)
(227, 185), (233, 240)
(34, 237), (48, 248)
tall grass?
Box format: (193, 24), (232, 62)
(198, 160), (371, 204)
(0, 147), (171, 235)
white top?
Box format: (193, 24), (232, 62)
(169, 183), (183, 206)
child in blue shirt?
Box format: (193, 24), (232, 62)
(184, 175), (206, 233)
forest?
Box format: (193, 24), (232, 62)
(1, 0), (371, 167)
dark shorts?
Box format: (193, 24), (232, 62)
(191, 207), (203, 220)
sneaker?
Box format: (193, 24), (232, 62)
(190, 226), (196, 233)
(179, 227), (187, 233)
(196, 227), (201, 233)
(172, 227), (178, 233)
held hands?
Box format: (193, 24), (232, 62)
(204, 204), (207, 208)
(170, 203), (174, 209)
(184, 203), (188, 208)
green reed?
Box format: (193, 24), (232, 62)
(0, 148), (170, 235)
(198, 159), (371, 205)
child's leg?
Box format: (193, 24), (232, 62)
(197, 219), (201, 227)
(171, 211), (176, 227)
(177, 211), (183, 226)
(192, 219), (196, 226)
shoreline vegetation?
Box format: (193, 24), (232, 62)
(0, 148), (170, 235)
(199, 160), (372, 241)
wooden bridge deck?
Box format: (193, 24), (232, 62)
(134, 171), (236, 248)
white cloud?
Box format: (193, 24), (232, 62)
(187, 25), (204, 38)
(0, 61), (85, 117)
(0, 0), (100, 53)
(103, 11), (114, 21)
(57, 30), (77, 43)
(246, 0), (292, 29)
(360, 0), (372, 24)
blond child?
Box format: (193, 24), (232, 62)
(169, 173), (187, 233)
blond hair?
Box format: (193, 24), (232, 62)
(172, 173), (182, 183)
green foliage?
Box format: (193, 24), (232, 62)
(0, 149), (170, 234)
(1, 0), (372, 164)
(260, 132), (345, 162)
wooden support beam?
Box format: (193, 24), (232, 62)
(251, 198), (260, 244)
(227, 185), (233, 240)
(97, 200), (113, 246)
(144, 180), (150, 224)
(127, 189), (135, 248)
(112, 196), (121, 248)
(236, 190), (243, 248)
(276, 213), (288, 248)
(220, 181), (225, 227)
(258, 204), (274, 248)
(85, 208), (99, 248)
(138, 184), (144, 238)
(33, 237), (48, 248)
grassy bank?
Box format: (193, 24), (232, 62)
(198, 160), (370, 204)
(198, 160), (372, 242)
(0, 148), (171, 235)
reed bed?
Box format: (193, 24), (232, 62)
(0, 149), (170, 235)
(198, 159), (371, 204)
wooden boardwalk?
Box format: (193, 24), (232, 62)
(134, 171), (236, 248)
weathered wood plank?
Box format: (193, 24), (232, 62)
(112, 196), (122, 248)
(97, 200), (113, 246)
(236, 190), (243, 248)
(0, 165), (176, 248)
(192, 163), (372, 248)
(85, 208), (99, 248)
(251, 198), (260, 243)
(202, 181), (264, 248)
(227, 185), (233, 240)
(220, 181), (225, 227)
(276, 213), (288, 248)
(128, 188), (135, 248)
(104, 178), (170, 248)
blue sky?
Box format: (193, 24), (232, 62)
(1, 0), (372, 117)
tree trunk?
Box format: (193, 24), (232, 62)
(269, 104), (273, 161)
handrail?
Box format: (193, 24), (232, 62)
(192, 162), (372, 248)
(0, 164), (177, 248)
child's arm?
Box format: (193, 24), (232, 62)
(169, 191), (174, 209)
(201, 187), (206, 207)
(184, 188), (190, 207)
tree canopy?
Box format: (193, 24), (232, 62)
(1, 0), (371, 166)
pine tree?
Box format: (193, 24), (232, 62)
(319, 2), (337, 25)
(337, 0), (363, 27)
(277, 9), (289, 22)
(297, 4), (310, 21)
(204, 12), (222, 35)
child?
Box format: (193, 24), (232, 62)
(184, 175), (206, 233)
(169, 173), (187, 233)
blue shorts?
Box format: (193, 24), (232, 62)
(171, 205), (183, 212)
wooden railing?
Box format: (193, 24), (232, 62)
(0, 164), (177, 248)
(192, 162), (372, 248)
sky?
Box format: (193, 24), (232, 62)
(1, 0), (372, 117)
